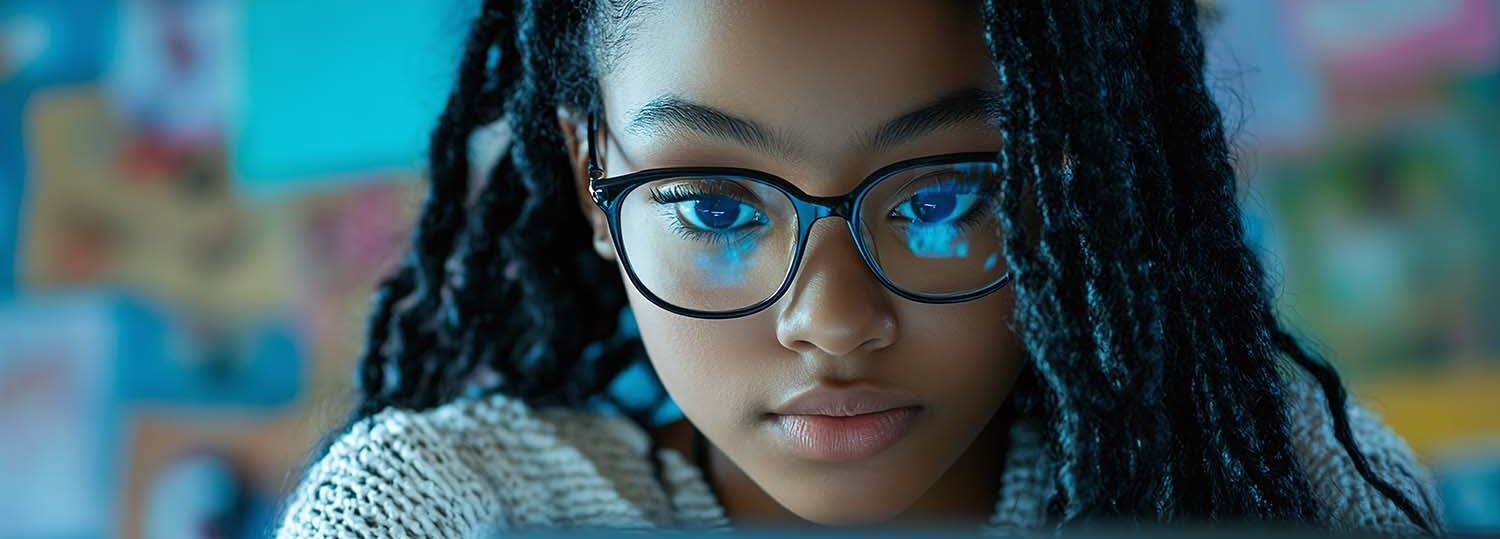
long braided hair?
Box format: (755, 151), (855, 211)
(343, 0), (1434, 532)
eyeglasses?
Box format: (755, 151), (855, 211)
(585, 110), (1012, 320)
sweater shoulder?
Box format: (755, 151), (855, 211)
(274, 394), (674, 538)
(1281, 374), (1445, 535)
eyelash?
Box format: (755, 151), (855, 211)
(647, 182), (756, 205)
(647, 183), (766, 245)
(888, 176), (1000, 232)
(641, 172), (999, 244)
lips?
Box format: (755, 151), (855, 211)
(767, 385), (923, 461)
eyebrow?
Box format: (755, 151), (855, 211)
(622, 87), (1002, 162)
(861, 87), (1003, 151)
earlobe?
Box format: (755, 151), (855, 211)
(556, 106), (585, 174)
(592, 231), (618, 262)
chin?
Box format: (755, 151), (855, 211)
(786, 501), (912, 527)
(769, 475), (928, 527)
(804, 512), (896, 527)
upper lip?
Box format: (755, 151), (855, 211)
(770, 385), (921, 417)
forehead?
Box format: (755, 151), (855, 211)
(596, 0), (999, 158)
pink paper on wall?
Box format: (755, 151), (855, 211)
(1283, 0), (1499, 84)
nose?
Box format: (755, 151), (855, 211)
(775, 219), (899, 357)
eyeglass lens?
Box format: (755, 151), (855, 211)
(614, 161), (1007, 313)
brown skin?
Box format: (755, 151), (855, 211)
(557, 0), (1027, 527)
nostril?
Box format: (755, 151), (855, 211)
(774, 219), (901, 355)
(777, 304), (899, 357)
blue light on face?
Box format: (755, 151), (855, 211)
(694, 234), (759, 288)
(984, 252), (999, 271)
(650, 185), (773, 290)
(892, 180), (984, 259)
(905, 224), (970, 258)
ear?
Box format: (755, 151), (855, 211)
(557, 105), (617, 262)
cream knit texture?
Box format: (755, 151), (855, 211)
(276, 375), (1443, 537)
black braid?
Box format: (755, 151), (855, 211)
(350, 0), (517, 420)
(1274, 328), (1438, 534)
(979, 0), (1432, 532)
(336, 0), (1435, 533)
(347, 0), (643, 424)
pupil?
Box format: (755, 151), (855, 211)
(695, 196), (741, 229)
(913, 192), (957, 223)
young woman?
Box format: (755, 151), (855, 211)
(277, 1), (1444, 536)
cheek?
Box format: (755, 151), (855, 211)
(888, 290), (1025, 476)
(622, 263), (1025, 522)
(895, 290), (1024, 410)
(623, 265), (1024, 428)
(622, 279), (781, 429)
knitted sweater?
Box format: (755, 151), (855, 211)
(275, 376), (1444, 537)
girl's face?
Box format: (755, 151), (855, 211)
(563, 0), (1026, 525)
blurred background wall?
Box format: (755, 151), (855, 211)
(0, 0), (1496, 537)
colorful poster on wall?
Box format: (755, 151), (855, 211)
(1283, 0), (1499, 84)
(109, 0), (236, 148)
(1, 0), (116, 293)
(0, 295), (118, 538)
(21, 85), (294, 321)
(1206, 0), (1326, 150)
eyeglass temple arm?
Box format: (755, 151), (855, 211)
(583, 110), (610, 208)
(586, 110), (605, 182)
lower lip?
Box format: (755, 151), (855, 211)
(769, 406), (921, 462)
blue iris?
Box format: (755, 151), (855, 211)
(912, 191), (957, 222)
(680, 195), (763, 232)
(894, 184), (980, 225)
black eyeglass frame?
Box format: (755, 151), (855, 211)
(584, 110), (1013, 320)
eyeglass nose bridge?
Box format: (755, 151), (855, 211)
(798, 194), (854, 222)
(784, 193), (875, 282)
(789, 194), (866, 258)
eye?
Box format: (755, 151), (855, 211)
(890, 184), (981, 225)
(676, 195), (765, 232)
